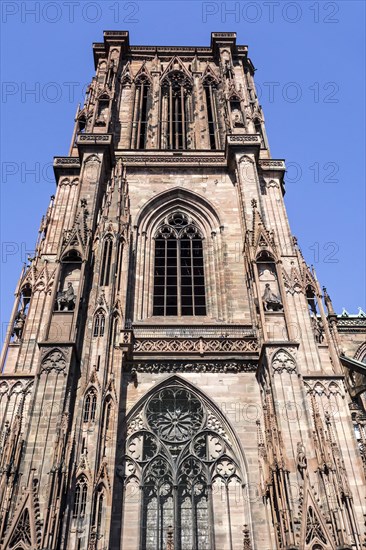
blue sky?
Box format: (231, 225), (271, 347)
(1, 1), (365, 339)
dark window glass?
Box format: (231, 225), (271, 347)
(204, 84), (217, 149)
(153, 213), (206, 316)
(100, 238), (113, 286)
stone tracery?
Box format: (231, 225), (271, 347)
(122, 380), (246, 550)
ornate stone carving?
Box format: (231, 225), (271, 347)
(54, 157), (81, 166)
(243, 524), (253, 550)
(84, 154), (101, 184)
(304, 379), (344, 397)
(272, 350), (296, 374)
(126, 361), (257, 373)
(231, 107), (245, 128)
(262, 283), (283, 312)
(311, 316), (324, 343)
(78, 134), (112, 143)
(120, 154), (226, 165)
(132, 337), (258, 354)
(40, 349), (67, 375)
(258, 159), (286, 170)
(146, 387), (204, 443)
(12, 311), (26, 342)
(55, 282), (76, 311)
(122, 380), (244, 550)
(227, 134), (261, 145)
(305, 506), (327, 546)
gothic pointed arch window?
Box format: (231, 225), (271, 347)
(101, 397), (114, 458)
(93, 310), (105, 338)
(92, 486), (106, 545)
(73, 477), (88, 519)
(161, 71), (193, 149)
(112, 313), (120, 345)
(203, 76), (220, 149)
(122, 380), (247, 550)
(132, 74), (151, 149)
(100, 236), (113, 287)
(153, 212), (206, 317)
(83, 389), (97, 423)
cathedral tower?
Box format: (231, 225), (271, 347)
(1, 31), (365, 550)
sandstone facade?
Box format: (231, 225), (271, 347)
(1, 31), (365, 550)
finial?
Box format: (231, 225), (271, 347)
(323, 286), (335, 315)
(251, 198), (257, 209)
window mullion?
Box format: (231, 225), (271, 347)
(177, 238), (181, 317)
(191, 484), (196, 550)
(136, 82), (144, 148)
(164, 239), (168, 316)
(175, 96), (179, 150)
(181, 86), (186, 149)
(156, 486), (160, 550)
(169, 83), (173, 150)
(210, 84), (220, 149)
(190, 238), (195, 315)
(131, 85), (140, 148)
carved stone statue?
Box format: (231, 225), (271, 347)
(231, 108), (244, 128)
(223, 59), (234, 79)
(55, 282), (76, 311)
(96, 102), (109, 126)
(262, 283), (283, 312)
(12, 311), (26, 342)
(311, 316), (324, 344)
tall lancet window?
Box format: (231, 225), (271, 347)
(132, 75), (151, 149)
(100, 236), (113, 287)
(203, 77), (220, 149)
(161, 72), (192, 150)
(153, 212), (206, 317)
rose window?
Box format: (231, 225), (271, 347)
(146, 387), (204, 443)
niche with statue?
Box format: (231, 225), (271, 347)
(54, 251), (81, 312)
(11, 284), (32, 343)
(257, 252), (283, 312)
